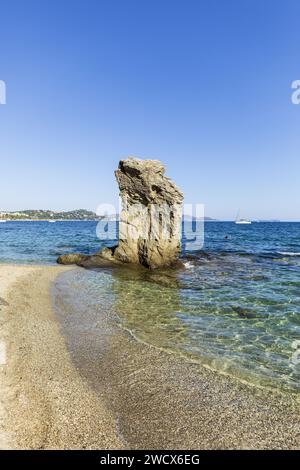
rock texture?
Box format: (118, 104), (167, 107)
(57, 157), (183, 269)
(113, 157), (183, 268)
(57, 253), (87, 265)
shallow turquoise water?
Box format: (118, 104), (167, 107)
(2, 221), (300, 392)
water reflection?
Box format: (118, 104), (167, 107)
(109, 264), (189, 352)
(103, 250), (300, 393)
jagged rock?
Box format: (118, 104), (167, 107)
(79, 247), (122, 268)
(57, 253), (88, 265)
(57, 157), (183, 269)
(113, 157), (183, 268)
(58, 247), (120, 267)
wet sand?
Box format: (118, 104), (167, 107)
(1, 264), (300, 449)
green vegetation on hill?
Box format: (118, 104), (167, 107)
(0, 209), (102, 220)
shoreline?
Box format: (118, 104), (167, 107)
(54, 269), (300, 450)
(0, 264), (124, 449)
(0, 264), (300, 449)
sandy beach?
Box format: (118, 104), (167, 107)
(1, 263), (300, 449)
(0, 265), (37, 449)
(0, 264), (124, 450)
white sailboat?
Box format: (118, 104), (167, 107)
(235, 210), (251, 225)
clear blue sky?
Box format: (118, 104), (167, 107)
(1, 0), (300, 220)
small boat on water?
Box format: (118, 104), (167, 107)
(235, 210), (251, 225)
(236, 219), (251, 224)
(48, 220), (56, 223)
(0, 220), (7, 223)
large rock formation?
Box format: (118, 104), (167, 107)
(58, 157), (183, 269)
(113, 157), (183, 268)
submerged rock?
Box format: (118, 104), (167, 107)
(57, 157), (184, 270)
(232, 306), (256, 319)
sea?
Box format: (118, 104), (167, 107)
(1, 220), (300, 393)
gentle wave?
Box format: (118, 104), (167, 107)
(278, 252), (300, 257)
(182, 261), (195, 269)
(189, 250), (300, 260)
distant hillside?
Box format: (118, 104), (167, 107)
(0, 209), (102, 220)
(0, 210), (218, 222)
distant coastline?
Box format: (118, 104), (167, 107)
(0, 209), (287, 223)
(0, 209), (104, 221)
(1, 210), (219, 222)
